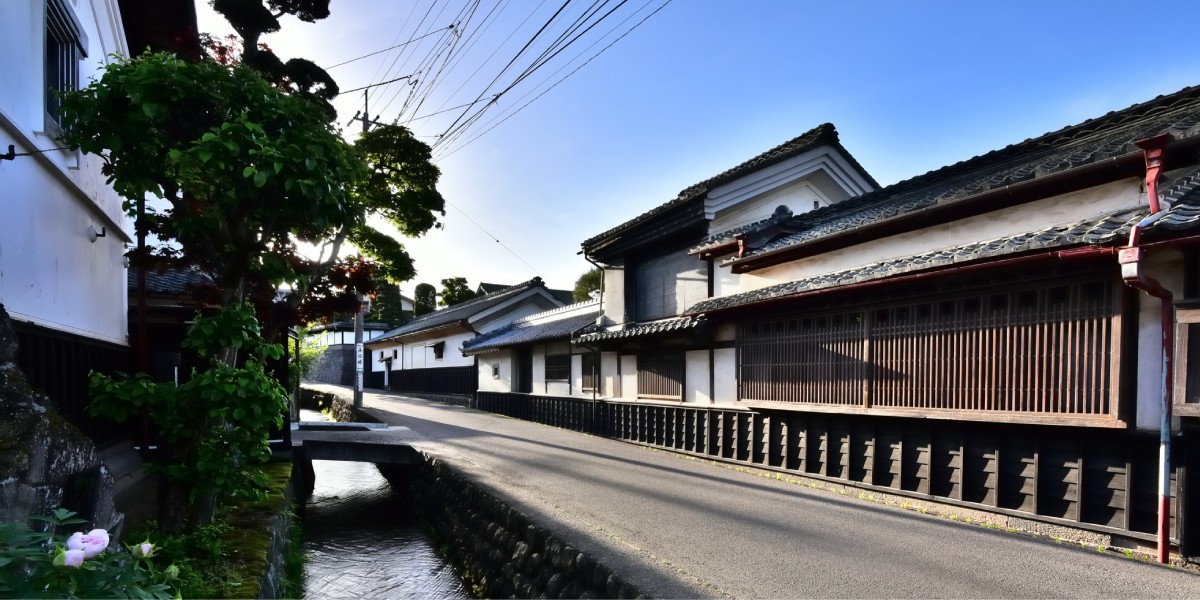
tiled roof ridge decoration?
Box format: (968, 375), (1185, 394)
(581, 123), (854, 249)
(574, 314), (704, 343)
(510, 298), (601, 325)
(691, 205), (796, 255)
(727, 84), (1200, 264)
(372, 276), (549, 342)
(687, 201), (1200, 315)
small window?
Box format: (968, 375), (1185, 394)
(492, 363), (500, 379)
(45, 0), (88, 130)
(637, 352), (683, 400)
(432, 341), (445, 359)
(581, 353), (598, 391)
(545, 354), (570, 382)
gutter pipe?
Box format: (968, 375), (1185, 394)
(580, 252), (607, 428)
(1117, 132), (1174, 564)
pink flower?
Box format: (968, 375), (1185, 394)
(66, 529), (110, 559)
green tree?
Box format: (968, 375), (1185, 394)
(365, 283), (410, 326)
(414, 283), (437, 316)
(439, 277), (477, 307)
(61, 11), (443, 532)
(573, 268), (602, 302)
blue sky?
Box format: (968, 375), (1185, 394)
(196, 0), (1200, 299)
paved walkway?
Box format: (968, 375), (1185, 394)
(304, 384), (1200, 599)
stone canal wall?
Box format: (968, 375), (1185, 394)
(403, 457), (644, 599)
(301, 386), (646, 598)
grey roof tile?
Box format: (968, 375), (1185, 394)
(461, 311), (600, 355)
(582, 123), (873, 252)
(373, 277), (555, 342)
(575, 315), (703, 343)
(127, 266), (213, 295)
(728, 85), (1200, 265)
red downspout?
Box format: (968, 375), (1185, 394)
(1117, 132), (1174, 564)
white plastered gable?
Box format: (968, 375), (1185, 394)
(705, 145), (875, 233)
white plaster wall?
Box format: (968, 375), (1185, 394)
(685, 349), (711, 404)
(619, 354), (637, 400)
(711, 181), (826, 233)
(739, 180), (1142, 292)
(0, 0), (131, 345)
(601, 267), (626, 324)
(477, 351), (514, 393)
(403, 331), (475, 368)
(713, 348), (738, 405)
(601, 351), (621, 397)
(1132, 250), (1185, 430)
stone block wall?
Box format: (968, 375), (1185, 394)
(307, 345), (353, 386)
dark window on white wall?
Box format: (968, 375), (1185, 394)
(45, 0), (87, 129)
(581, 353), (598, 390)
(634, 251), (707, 321)
(545, 354), (570, 381)
(432, 341), (445, 359)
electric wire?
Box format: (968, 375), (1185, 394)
(323, 25), (454, 70)
(437, 0), (670, 158)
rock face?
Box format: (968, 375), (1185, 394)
(0, 304), (123, 535)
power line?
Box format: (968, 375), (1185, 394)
(444, 198), (543, 277)
(323, 25), (455, 70)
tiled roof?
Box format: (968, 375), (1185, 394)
(687, 169), (1200, 316)
(575, 315), (703, 343)
(373, 277), (554, 342)
(461, 311), (600, 355)
(727, 85), (1200, 266)
(582, 123), (869, 252)
(127, 266), (213, 295)
(690, 205), (797, 256)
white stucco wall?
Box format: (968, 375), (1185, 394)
(713, 348), (738, 405)
(619, 354), (637, 400)
(477, 351), (514, 393)
(600, 351), (621, 398)
(0, 0), (132, 345)
(1133, 250), (1185, 431)
(736, 179), (1142, 294)
(601, 267), (626, 324)
(685, 349), (711, 404)
(710, 180), (828, 234)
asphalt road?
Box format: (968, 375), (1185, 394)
(306, 385), (1200, 599)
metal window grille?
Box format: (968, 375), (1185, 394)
(638, 352), (683, 400)
(545, 354), (570, 381)
(739, 278), (1121, 420)
(45, 0), (87, 127)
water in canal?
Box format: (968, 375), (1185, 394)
(300, 457), (470, 598)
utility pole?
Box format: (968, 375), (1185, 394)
(349, 91), (382, 410)
(346, 75), (412, 409)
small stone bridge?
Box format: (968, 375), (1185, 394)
(289, 421), (422, 495)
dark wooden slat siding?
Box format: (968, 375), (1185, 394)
(739, 278), (1119, 424)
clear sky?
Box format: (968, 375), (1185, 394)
(195, 0), (1200, 299)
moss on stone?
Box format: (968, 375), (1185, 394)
(215, 460), (295, 599)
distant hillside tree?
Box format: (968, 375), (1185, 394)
(439, 277), (477, 307)
(573, 268), (602, 302)
(414, 283), (437, 316)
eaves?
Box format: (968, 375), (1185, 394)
(727, 148), (1154, 274)
(367, 320), (473, 347)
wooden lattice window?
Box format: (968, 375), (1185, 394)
(739, 278), (1123, 423)
(545, 354), (570, 382)
(638, 352), (683, 400)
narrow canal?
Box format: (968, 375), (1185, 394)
(300, 455), (470, 597)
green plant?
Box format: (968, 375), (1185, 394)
(89, 303), (289, 532)
(0, 509), (178, 599)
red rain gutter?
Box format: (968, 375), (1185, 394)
(1117, 132), (1174, 564)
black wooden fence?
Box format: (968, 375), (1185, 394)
(371, 365), (477, 396)
(473, 391), (1190, 548)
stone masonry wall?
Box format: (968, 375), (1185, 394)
(303, 385), (645, 598)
